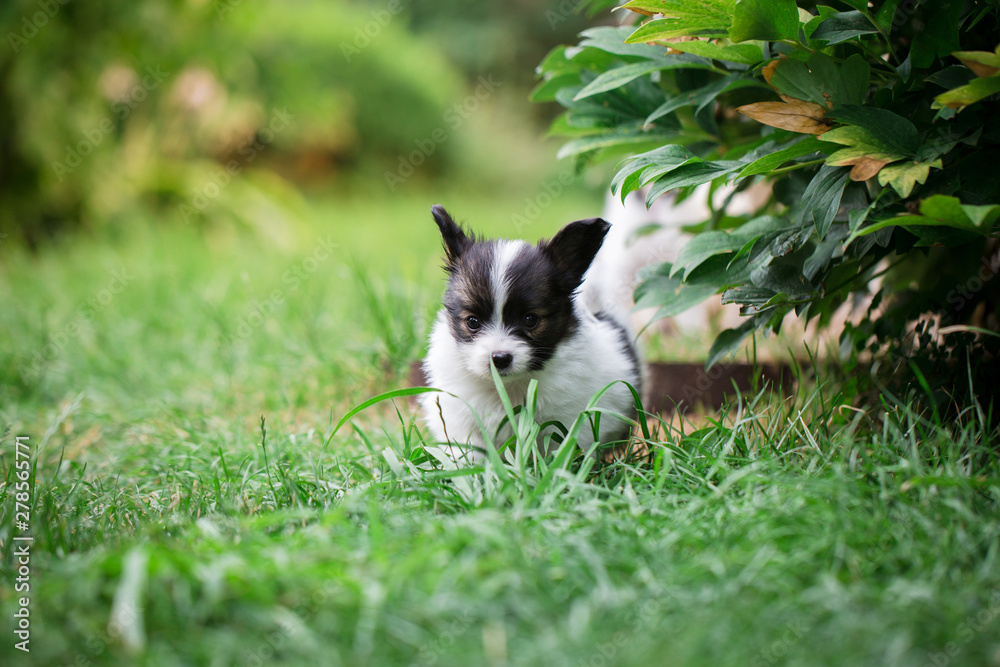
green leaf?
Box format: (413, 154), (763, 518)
(625, 17), (730, 43)
(848, 199), (878, 232)
(873, 0), (903, 32)
(720, 285), (778, 307)
(750, 261), (816, 299)
(612, 144), (701, 196)
(645, 74), (759, 124)
(824, 106), (919, 156)
(659, 40), (765, 65)
(876, 159), (942, 198)
(729, 0), (800, 43)
(736, 136), (828, 178)
(839, 54), (871, 105)
(802, 5), (840, 40)
(706, 321), (756, 367)
(556, 129), (683, 159)
(645, 160), (744, 205)
(574, 57), (718, 100)
(536, 46), (575, 75)
(803, 224), (848, 280)
(798, 165), (850, 238)
(933, 76), (1000, 111)
(530, 72), (581, 103)
(671, 231), (748, 279)
(810, 11), (878, 45)
(921, 195), (1000, 229)
(925, 65), (976, 90)
(633, 263), (719, 320)
(620, 0), (735, 21)
(908, 2), (962, 69)
(573, 61), (668, 100)
(769, 53), (849, 108)
(578, 26), (666, 60)
(846, 196), (1000, 244)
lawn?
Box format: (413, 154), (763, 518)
(1, 184), (999, 666)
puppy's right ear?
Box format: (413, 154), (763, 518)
(431, 205), (471, 267)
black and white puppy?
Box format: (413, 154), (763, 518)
(421, 205), (642, 457)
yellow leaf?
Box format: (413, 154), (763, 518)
(845, 157), (892, 182)
(957, 57), (999, 78)
(736, 100), (830, 135)
(954, 46), (1000, 77)
(762, 58), (783, 85)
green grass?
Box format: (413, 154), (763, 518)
(1, 186), (1000, 666)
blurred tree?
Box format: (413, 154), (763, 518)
(403, 0), (596, 88)
(0, 0), (464, 243)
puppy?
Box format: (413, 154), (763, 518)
(420, 205), (642, 458)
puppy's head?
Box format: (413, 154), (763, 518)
(431, 204), (610, 379)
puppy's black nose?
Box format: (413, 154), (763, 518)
(491, 352), (513, 371)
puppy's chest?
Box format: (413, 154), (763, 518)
(493, 369), (594, 421)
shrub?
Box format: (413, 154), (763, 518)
(534, 0), (1000, 394)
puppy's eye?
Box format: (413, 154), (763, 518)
(465, 316), (482, 331)
(522, 313), (539, 329)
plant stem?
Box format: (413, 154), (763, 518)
(863, 9), (899, 64)
(259, 414), (279, 504)
(769, 157), (827, 176)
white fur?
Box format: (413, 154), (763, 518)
(421, 268), (640, 457)
(489, 240), (524, 321)
(459, 241), (535, 379)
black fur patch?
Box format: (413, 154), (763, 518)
(502, 245), (580, 370)
(539, 217), (610, 287)
(431, 205), (474, 270)
(594, 310), (641, 387)
(442, 240), (497, 342)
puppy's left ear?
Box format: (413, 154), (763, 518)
(431, 204), (472, 268)
(541, 217), (611, 286)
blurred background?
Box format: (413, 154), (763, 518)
(0, 0), (610, 248)
(0, 0), (630, 415)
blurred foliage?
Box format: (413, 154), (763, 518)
(0, 0), (464, 243)
(534, 0), (1000, 405)
(0, 0), (606, 246)
(403, 0), (594, 88)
